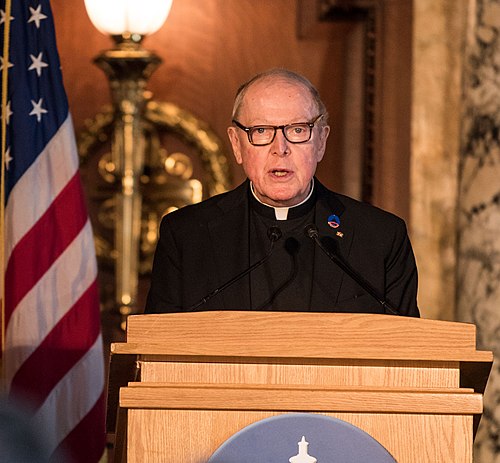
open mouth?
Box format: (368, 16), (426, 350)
(271, 169), (290, 177)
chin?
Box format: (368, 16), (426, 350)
(271, 189), (302, 203)
(257, 185), (303, 206)
(268, 196), (299, 207)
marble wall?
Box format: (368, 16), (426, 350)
(412, 0), (499, 460)
(411, 0), (467, 322)
(457, 0), (500, 460)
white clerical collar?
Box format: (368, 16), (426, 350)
(250, 179), (315, 220)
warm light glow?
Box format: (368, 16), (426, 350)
(85, 0), (173, 36)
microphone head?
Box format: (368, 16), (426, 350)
(304, 223), (319, 240)
(267, 226), (282, 242)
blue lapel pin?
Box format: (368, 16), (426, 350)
(327, 214), (340, 229)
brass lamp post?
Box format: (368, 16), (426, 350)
(84, 0), (172, 325)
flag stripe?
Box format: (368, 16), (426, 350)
(4, 117), (79, 258)
(54, 389), (107, 463)
(5, 171), (88, 326)
(31, 335), (105, 457)
(4, 219), (98, 383)
(10, 280), (101, 408)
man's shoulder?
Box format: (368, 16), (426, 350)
(317, 182), (406, 227)
(161, 181), (248, 225)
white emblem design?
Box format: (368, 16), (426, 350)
(289, 436), (317, 463)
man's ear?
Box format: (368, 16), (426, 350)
(227, 126), (243, 165)
(315, 125), (330, 162)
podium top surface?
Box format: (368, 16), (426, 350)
(113, 311), (493, 363)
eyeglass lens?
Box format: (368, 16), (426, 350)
(250, 123), (312, 145)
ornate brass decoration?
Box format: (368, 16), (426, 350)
(78, 96), (232, 323)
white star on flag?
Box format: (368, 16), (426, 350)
(0, 8), (14, 25)
(2, 100), (13, 124)
(29, 52), (49, 77)
(0, 55), (13, 71)
(4, 146), (13, 170)
(29, 98), (48, 122)
(28, 4), (47, 28)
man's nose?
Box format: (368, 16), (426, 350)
(271, 128), (290, 156)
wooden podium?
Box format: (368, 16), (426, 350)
(107, 311), (493, 462)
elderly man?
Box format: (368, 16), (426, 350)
(145, 69), (419, 316)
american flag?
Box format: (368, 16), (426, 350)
(1, 1), (105, 461)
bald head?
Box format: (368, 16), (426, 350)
(231, 69), (328, 125)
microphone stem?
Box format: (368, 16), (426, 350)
(312, 235), (399, 316)
(188, 234), (280, 311)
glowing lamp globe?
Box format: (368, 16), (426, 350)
(84, 0), (172, 39)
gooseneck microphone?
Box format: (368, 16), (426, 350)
(188, 226), (283, 311)
(304, 224), (399, 315)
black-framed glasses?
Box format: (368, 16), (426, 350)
(232, 114), (324, 146)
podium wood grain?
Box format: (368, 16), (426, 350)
(126, 410), (472, 463)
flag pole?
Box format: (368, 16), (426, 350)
(1, 0), (12, 367)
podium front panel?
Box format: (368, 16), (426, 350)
(126, 409), (473, 463)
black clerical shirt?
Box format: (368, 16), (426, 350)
(248, 187), (317, 311)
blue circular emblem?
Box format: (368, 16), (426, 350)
(327, 214), (340, 229)
(208, 413), (397, 462)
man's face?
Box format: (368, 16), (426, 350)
(227, 78), (330, 207)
